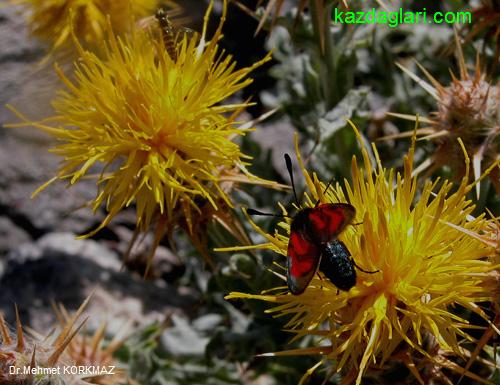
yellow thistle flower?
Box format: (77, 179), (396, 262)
(10, 0), (164, 53)
(225, 128), (499, 385)
(7, 0), (274, 269)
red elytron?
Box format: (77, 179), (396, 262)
(248, 154), (358, 295)
(286, 202), (355, 294)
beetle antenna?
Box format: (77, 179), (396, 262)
(315, 177), (335, 207)
(353, 260), (379, 274)
(284, 154), (300, 206)
(315, 176), (345, 207)
(247, 208), (289, 218)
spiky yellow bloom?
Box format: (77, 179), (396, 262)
(225, 128), (499, 385)
(8, 0), (273, 267)
(10, 0), (165, 53)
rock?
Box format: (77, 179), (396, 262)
(0, 4), (54, 124)
(192, 313), (223, 332)
(0, 216), (31, 255)
(160, 314), (211, 357)
(0, 132), (102, 236)
(0, 5), (43, 63)
(0, 232), (197, 334)
(0, 5), (102, 237)
(250, 119), (298, 175)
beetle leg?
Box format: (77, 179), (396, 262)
(353, 259), (379, 274)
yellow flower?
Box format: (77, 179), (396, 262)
(7, 0), (274, 270)
(225, 128), (499, 384)
(10, 0), (163, 53)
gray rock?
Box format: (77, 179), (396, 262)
(160, 314), (210, 357)
(192, 313), (223, 332)
(0, 132), (102, 236)
(0, 5), (43, 62)
(0, 5), (102, 237)
(0, 4), (52, 123)
(250, 118), (299, 176)
(0, 232), (197, 334)
(0, 215), (31, 254)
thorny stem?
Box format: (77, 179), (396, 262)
(310, 0), (329, 105)
(324, 2), (340, 108)
(309, 0), (341, 109)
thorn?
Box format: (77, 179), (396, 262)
(122, 226), (140, 271)
(60, 304), (71, 323)
(472, 148), (485, 200)
(51, 300), (65, 325)
(144, 215), (167, 278)
(103, 319), (132, 357)
(53, 292), (93, 347)
(30, 345), (36, 369)
(80, 327), (87, 357)
(26, 345), (36, 381)
(14, 304), (25, 352)
(48, 316), (88, 367)
(90, 322), (107, 360)
(0, 313), (12, 345)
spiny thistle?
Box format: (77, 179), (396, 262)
(0, 297), (129, 385)
(0, 303), (88, 384)
(9, 0), (166, 54)
(49, 303), (129, 385)
(7, 0), (275, 271)
(389, 41), (499, 198)
(225, 128), (499, 385)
